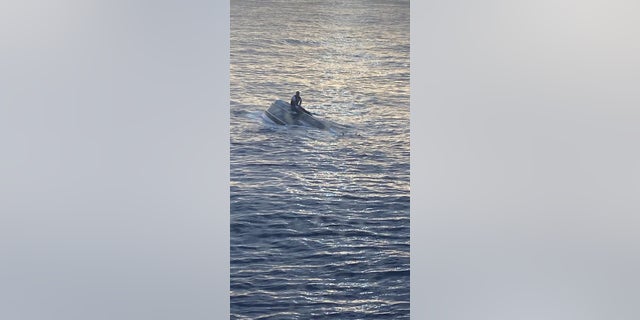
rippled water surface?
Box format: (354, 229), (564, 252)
(231, 0), (409, 318)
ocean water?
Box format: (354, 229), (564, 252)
(230, 0), (410, 318)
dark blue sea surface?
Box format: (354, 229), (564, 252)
(231, 0), (409, 318)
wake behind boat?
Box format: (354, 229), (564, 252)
(262, 100), (327, 130)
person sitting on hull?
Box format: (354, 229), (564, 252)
(290, 91), (312, 115)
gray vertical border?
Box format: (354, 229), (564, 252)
(0, 1), (229, 319)
(410, 0), (427, 318)
(413, 0), (640, 319)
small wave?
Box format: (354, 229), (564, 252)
(281, 38), (321, 46)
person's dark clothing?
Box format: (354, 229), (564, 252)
(291, 94), (302, 107)
(291, 92), (312, 115)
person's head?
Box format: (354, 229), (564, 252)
(296, 91), (300, 96)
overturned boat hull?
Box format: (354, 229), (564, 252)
(263, 100), (327, 130)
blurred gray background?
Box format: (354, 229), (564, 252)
(1, 1), (229, 319)
(413, 0), (640, 319)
